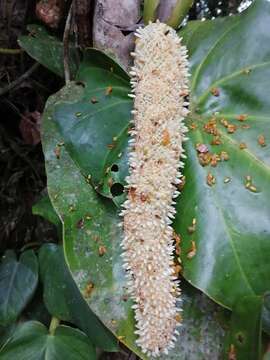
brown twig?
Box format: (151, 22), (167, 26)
(74, 0), (93, 48)
(0, 63), (39, 97)
(63, 1), (74, 84)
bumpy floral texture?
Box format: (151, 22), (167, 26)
(120, 21), (189, 357)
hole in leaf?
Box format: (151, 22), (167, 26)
(75, 81), (85, 87)
(111, 164), (119, 172)
(120, 29), (132, 37)
(236, 332), (245, 345)
(110, 183), (124, 197)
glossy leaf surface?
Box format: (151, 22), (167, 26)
(42, 79), (227, 359)
(52, 49), (131, 205)
(175, 0), (270, 308)
(0, 321), (96, 360)
(18, 25), (78, 78)
(39, 244), (118, 351)
(0, 250), (38, 326)
(43, 0), (270, 309)
(33, 194), (61, 228)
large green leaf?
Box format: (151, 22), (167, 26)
(0, 324), (17, 348)
(33, 194), (61, 229)
(224, 296), (263, 360)
(42, 79), (228, 359)
(39, 244), (118, 352)
(0, 250), (38, 326)
(175, 0), (270, 309)
(262, 293), (270, 336)
(46, 0), (270, 309)
(51, 49), (131, 205)
(18, 25), (78, 78)
(0, 321), (96, 360)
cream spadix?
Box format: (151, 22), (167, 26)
(121, 21), (189, 357)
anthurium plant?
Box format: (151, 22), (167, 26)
(1, 0), (270, 359)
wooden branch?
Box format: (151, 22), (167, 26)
(0, 63), (39, 97)
(74, 0), (94, 48)
(63, 1), (73, 84)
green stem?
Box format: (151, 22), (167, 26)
(143, 0), (160, 24)
(0, 48), (23, 55)
(166, 0), (194, 29)
(49, 317), (60, 335)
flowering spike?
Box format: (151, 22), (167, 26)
(122, 22), (189, 356)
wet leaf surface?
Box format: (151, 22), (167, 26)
(176, 0), (270, 309)
(42, 78), (228, 359)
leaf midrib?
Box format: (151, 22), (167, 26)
(214, 113), (270, 122)
(85, 85), (130, 96)
(188, 112), (270, 176)
(219, 128), (270, 174)
(82, 65), (130, 86)
(196, 61), (270, 106)
(79, 100), (131, 120)
(190, 17), (241, 93)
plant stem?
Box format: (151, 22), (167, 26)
(0, 63), (39, 97)
(166, 0), (194, 28)
(63, 1), (74, 84)
(49, 317), (60, 335)
(0, 48), (23, 55)
(143, 0), (160, 24)
(74, 0), (93, 48)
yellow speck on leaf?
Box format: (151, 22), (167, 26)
(187, 240), (196, 259)
(105, 86), (113, 95)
